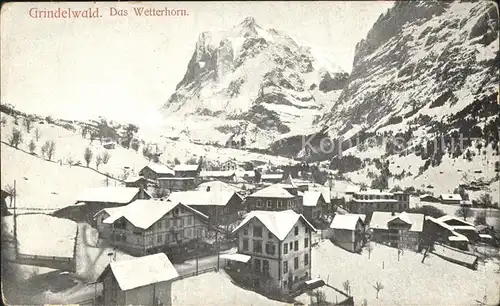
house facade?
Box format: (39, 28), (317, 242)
(439, 194), (462, 205)
(173, 164), (201, 177)
(98, 253), (178, 306)
(245, 185), (300, 213)
(157, 177), (196, 193)
(301, 191), (327, 224)
(423, 216), (469, 250)
(370, 212), (424, 251)
(349, 190), (410, 214)
(94, 200), (208, 256)
(139, 164), (175, 182)
(230, 210), (316, 294)
(326, 214), (365, 252)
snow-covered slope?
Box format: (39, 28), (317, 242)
(162, 17), (348, 148)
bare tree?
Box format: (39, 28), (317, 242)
(95, 154), (103, 170)
(41, 142), (48, 158)
(46, 141), (56, 161)
(23, 116), (33, 133)
(34, 127), (41, 142)
(366, 242), (373, 259)
(342, 280), (351, 296)
(8, 127), (22, 148)
(373, 281), (384, 299)
(455, 206), (474, 221)
(66, 155), (75, 166)
(84, 147), (93, 167)
(102, 151), (111, 164)
(313, 290), (327, 305)
(28, 139), (36, 154)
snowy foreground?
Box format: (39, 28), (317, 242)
(307, 241), (500, 306)
(2, 214), (77, 258)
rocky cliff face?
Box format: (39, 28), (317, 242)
(162, 17), (348, 148)
(282, 0), (498, 161)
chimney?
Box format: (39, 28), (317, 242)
(391, 211), (395, 216)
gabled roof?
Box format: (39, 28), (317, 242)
(196, 181), (241, 193)
(261, 173), (284, 180)
(232, 210), (316, 241)
(440, 194), (462, 201)
(425, 216), (469, 242)
(355, 189), (394, 196)
(247, 185), (295, 199)
(75, 187), (143, 204)
(330, 214), (364, 230)
(388, 211), (413, 225)
(283, 174), (297, 188)
(173, 164), (200, 172)
(167, 191), (242, 206)
(436, 215), (475, 227)
(370, 211), (424, 232)
(124, 176), (155, 184)
(100, 199), (208, 229)
(98, 253), (178, 291)
(141, 163), (174, 176)
(302, 191), (324, 207)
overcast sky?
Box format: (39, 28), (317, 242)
(1, 1), (393, 127)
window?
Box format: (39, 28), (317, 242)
(268, 232), (273, 239)
(294, 257), (299, 269)
(157, 234), (162, 244)
(283, 280), (288, 288)
(294, 226), (299, 236)
(263, 260), (269, 275)
(289, 242), (293, 251)
(277, 200), (283, 208)
(283, 260), (288, 274)
(165, 233), (170, 243)
(185, 228), (191, 238)
(148, 236), (153, 246)
(265, 243), (276, 255)
(254, 226), (263, 237)
(165, 219), (170, 228)
(253, 240), (262, 253)
(243, 238), (249, 251)
(187, 216), (193, 225)
(294, 276), (299, 283)
(284, 243), (288, 254)
(304, 253), (309, 266)
(305, 227), (309, 234)
(304, 238), (309, 248)
(254, 259), (261, 273)
(266, 200), (272, 208)
(180, 218), (185, 227)
(287, 200), (291, 207)
(294, 240), (298, 251)
(243, 227), (248, 236)
(256, 200), (262, 208)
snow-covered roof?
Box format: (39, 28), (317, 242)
(425, 216), (469, 242)
(247, 185), (295, 199)
(157, 177), (195, 181)
(479, 234), (492, 239)
(167, 191), (241, 207)
(173, 164), (200, 172)
(352, 198), (398, 203)
(432, 244), (478, 265)
(436, 215), (475, 227)
(75, 187), (142, 204)
(199, 170), (236, 178)
(440, 194), (462, 201)
(141, 163), (174, 176)
(329, 214), (364, 230)
(389, 211), (413, 225)
(220, 253), (251, 263)
(101, 199), (208, 229)
(232, 210), (316, 241)
(355, 189), (394, 196)
(124, 176), (155, 184)
(302, 191), (324, 207)
(261, 174), (284, 180)
(235, 170), (255, 178)
(102, 253), (179, 291)
(419, 194), (438, 199)
(195, 181), (241, 193)
(370, 212), (424, 232)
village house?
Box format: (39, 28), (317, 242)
(439, 193), (462, 205)
(220, 159), (239, 171)
(173, 164), (201, 177)
(325, 214), (365, 252)
(245, 184), (300, 213)
(157, 177), (196, 193)
(138, 163), (175, 182)
(166, 190), (244, 228)
(419, 194), (440, 203)
(228, 210), (316, 294)
(195, 180), (242, 194)
(301, 191), (327, 224)
(199, 170), (236, 183)
(260, 173), (285, 184)
(97, 253), (179, 306)
(349, 190), (410, 214)
(369, 211), (424, 251)
(423, 216), (470, 250)
(55, 187), (152, 224)
(93, 199), (208, 256)
(435, 215), (479, 242)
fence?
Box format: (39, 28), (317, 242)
(173, 267), (217, 281)
(17, 253), (73, 263)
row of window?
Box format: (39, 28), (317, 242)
(255, 199), (296, 209)
(283, 237), (308, 254)
(242, 237), (309, 255)
(355, 203), (408, 212)
(283, 253), (309, 274)
(243, 225), (308, 238)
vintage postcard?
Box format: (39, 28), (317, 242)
(1, 1), (499, 305)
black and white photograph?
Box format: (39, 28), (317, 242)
(1, 1), (499, 305)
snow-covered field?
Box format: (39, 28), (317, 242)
(2, 214), (77, 258)
(309, 240), (500, 306)
(171, 271), (287, 306)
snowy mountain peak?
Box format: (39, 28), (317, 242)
(163, 18), (348, 148)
